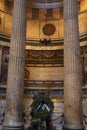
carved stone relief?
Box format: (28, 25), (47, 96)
(25, 50), (63, 60)
(23, 95), (33, 128)
(32, 8), (39, 19)
(5, 0), (11, 13)
(25, 68), (30, 79)
(1, 47), (9, 84)
(47, 9), (53, 19)
(25, 50), (64, 65)
(80, 46), (87, 86)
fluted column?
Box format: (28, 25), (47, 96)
(3, 0), (27, 130)
(63, 0), (84, 130)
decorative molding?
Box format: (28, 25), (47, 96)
(80, 46), (87, 56)
(0, 32), (87, 47)
(24, 80), (64, 89)
(25, 50), (64, 65)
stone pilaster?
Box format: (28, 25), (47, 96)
(63, 0), (84, 130)
(3, 0), (27, 130)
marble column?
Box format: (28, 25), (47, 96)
(3, 0), (27, 130)
(63, 0), (84, 130)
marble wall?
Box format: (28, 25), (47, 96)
(0, 0), (87, 40)
(25, 67), (64, 81)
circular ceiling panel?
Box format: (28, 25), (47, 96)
(43, 23), (56, 36)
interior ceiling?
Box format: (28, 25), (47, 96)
(28, 0), (80, 9)
(9, 0), (80, 9)
(28, 0), (63, 8)
(29, 0), (62, 3)
(9, 0), (63, 8)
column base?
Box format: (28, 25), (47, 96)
(3, 126), (24, 130)
(63, 124), (84, 130)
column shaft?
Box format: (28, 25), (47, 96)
(3, 0), (27, 130)
(63, 0), (84, 130)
